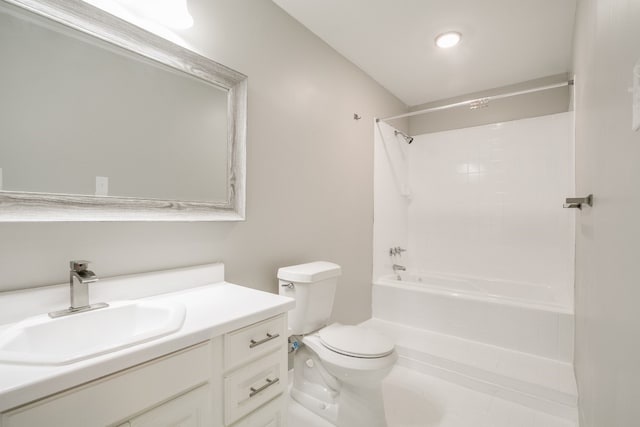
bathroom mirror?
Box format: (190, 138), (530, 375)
(0, 0), (247, 221)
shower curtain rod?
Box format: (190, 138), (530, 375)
(376, 80), (573, 122)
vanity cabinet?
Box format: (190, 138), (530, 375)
(0, 314), (288, 427)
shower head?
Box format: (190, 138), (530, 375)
(394, 130), (414, 144)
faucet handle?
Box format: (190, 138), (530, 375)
(70, 260), (91, 271)
(389, 247), (408, 256)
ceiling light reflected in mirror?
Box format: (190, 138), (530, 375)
(85, 0), (194, 30)
(435, 31), (462, 49)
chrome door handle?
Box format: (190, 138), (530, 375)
(249, 377), (280, 398)
(249, 333), (280, 348)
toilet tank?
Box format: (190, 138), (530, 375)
(278, 261), (341, 335)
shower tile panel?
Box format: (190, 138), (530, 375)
(405, 113), (574, 305)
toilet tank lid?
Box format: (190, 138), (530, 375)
(277, 261), (341, 283)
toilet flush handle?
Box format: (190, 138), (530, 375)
(280, 282), (294, 289)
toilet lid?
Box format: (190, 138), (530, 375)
(318, 324), (395, 358)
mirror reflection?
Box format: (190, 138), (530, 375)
(0, 4), (229, 203)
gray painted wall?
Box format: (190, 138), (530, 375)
(572, 0), (640, 425)
(405, 74), (570, 135)
(0, 0), (406, 325)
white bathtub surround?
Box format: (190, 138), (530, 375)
(374, 113), (575, 305)
(370, 275), (578, 420)
(372, 113), (577, 421)
(373, 276), (574, 361)
(289, 365), (576, 427)
(373, 121), (410, 280)
(406, 112), (575, 303)
(362, 318), (578, 421)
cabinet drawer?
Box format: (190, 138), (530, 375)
(231, 395), (286, 427)
(225, 315), (286, 370)
(224, 351), (287, 425)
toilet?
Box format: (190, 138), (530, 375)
(278, 261), (397, 427)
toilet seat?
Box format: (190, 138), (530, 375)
(302, 333), (397, 374)
(318, 323), (395, 359)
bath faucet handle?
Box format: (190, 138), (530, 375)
(389, 247), (407, 256)
(70, 260), (91, 272)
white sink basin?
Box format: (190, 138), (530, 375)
(0, 300), (186, 365)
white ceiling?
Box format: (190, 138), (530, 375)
(272, 0), (577, 107)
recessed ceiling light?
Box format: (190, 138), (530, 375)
(435, 31), (462, 49)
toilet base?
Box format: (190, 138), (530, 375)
(291, 344), (339, 424)
(290, 385), (338, 424)
(290, 383), (387, 427)
(290, 380), (388, 427)
(290, 342), (389, 427)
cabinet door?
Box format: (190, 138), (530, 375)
(1, 344), (212, 427)
(129, 385), (212, 427)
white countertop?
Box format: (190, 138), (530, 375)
(0, 265), (294, 412)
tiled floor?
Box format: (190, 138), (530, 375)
(288, 365), (576, 427)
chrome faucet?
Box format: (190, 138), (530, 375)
(49, 260), (108, 318)
(70, 260), (98, 308)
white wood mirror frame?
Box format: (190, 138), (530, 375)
(0, 0), (247, 221)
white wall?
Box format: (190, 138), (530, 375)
(0, 0), (406, 325)
(406, 113), (574, 304)
(572, 0), (640, 425)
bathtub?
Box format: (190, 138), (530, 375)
(372, 272), (574, 361)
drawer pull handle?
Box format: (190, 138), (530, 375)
(249, 333), (280, 348)
(249, 377), (280, 398)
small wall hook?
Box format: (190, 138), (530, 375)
(353, 113), (362, 120)
(563, 194), (593, 209)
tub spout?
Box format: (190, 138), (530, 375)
(392, 264), (406, 280)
